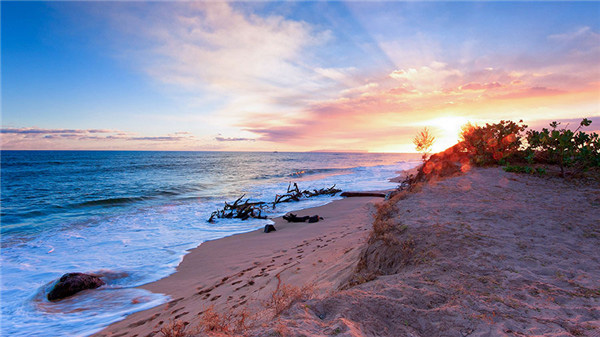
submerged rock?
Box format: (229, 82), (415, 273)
(47, 273), (105, 301)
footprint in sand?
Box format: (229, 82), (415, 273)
(196, 286), (214, 296)
(171, 307), (184, 314)
(173, 312), (189, 320)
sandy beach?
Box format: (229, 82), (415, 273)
(94, 193), (384, 337)
(95, 166), (600, 337)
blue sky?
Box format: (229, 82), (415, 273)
(2, 1), (599, 151)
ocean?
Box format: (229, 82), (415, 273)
(0, 150), (420, 336)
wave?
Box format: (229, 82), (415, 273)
(72, 185), (208, 208)
(288, 167), (352, 178)
(75, 196), (152, 208)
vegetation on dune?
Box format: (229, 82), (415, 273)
(524, 118), (600, 177)
(411, 117), (599, 180)
(354, 117), (599, 288)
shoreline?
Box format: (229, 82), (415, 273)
(94, 193), (386, 336)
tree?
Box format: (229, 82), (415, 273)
(413, 128), (435, 162)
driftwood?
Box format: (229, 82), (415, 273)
(208, 183), (341, 223)
(340, 192), (386, 198)
(208, 194), (268, 222)
(273, 183), (341, 208)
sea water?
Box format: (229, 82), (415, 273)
(0, 151), (420, 336)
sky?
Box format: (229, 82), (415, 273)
(1, 1), (599, 152)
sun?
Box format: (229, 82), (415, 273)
(425, 116), (470, 152)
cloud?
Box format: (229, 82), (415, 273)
(1, 127), (200, 149)
(548, 26), (596, 42)
(389, 62), (462, 92)
(495, 86), (565, 100)
(215, 136), (256, 142)
(1, 127), (114, 134)
(128, 136), (186, 141)
(111, 2), (339, 113)
(459, 82), (502, 91)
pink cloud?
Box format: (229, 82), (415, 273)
(495, 86), (565, 100)
(460, 82), (502, 91)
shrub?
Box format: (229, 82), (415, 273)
(526, 118), (600, 177)
(459, 120), (528, 166)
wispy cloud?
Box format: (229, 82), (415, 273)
(110, 2), (344, 117)
(459, 82), (502, 91)
(215, 136), (256, 142)
(1, 127), (199, 150)
(128, 136), (187, 142)
(1, 127), (115, 134)
(548, 26), (597, 42)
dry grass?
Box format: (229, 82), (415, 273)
(369, 197), (408, 246)
(196, 305), (253, 336)
(273, 322), (291, 336)
(160, 319), (191, 337)
(348, 186), (418, 286)
(266, 275), (315, 316)
(198, 306), (230, 334)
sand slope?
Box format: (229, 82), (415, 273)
(268, 167), (600, 337)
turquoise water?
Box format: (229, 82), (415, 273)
(0, 151), (419, 336)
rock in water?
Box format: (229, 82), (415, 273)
(47, 273), (105, 301)
(264, 224), (276, 233)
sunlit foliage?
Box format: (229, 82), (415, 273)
(459, 120), (528, 166)
(456, 118), (599, 177)
(413, 127), (436, 162)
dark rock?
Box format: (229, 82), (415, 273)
(47, 273), (105, 301)
(308, 215), (323, 223)
(283, 213), (310, 223)
(264, 224), (276, 233)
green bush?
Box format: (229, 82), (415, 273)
(526, 118), (600, 177)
